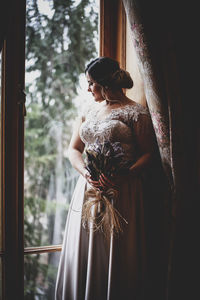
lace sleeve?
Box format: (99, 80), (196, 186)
(116, 103), (149, 127)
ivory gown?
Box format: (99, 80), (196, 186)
(55, 103), (167, 300)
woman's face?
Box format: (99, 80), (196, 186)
(86, 73), (104, 102)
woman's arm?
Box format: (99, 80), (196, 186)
(68, 117), (87, 177)
(129, 113), (158, 175)
(129, 153), (152, 175)
(68, 117), (100, 187)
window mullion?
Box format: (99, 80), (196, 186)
(24, 245), (62, 255)
(3, 0), (26, 299)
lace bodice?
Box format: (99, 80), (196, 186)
(80, 102), (151, 162)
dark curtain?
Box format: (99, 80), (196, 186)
(0, 0), (15, 51)
(122, 0), (200, 299)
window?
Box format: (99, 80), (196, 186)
(0, 0), (126, 299)
(24, 0), (99, 298)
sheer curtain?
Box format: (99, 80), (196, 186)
(122, 1), (200, 299)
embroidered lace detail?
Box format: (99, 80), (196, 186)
(86, 102), (148, 122)
(79, 103), (149, 163)
(108, 103), (149, 123)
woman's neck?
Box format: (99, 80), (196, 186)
(104, 90), (131, 106)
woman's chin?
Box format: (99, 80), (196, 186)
(94, 97), (104, 102)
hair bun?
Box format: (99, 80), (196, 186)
(111, 69), (133, 89)
(85, 57), (134, 90)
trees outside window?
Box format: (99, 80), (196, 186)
(24, 0), (99, 298)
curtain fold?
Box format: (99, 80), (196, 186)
(122, 0), (174, 183)
(122, 5), (175, 294)
(122, 1), (200, 299)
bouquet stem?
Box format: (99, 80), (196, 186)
(82, 187), (128, 237)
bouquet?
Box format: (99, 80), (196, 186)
(82, 139), (130, 236)
(85, 140), (130, 182)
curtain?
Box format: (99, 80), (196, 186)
(122, 0), (200, 299)
(0, 0), (15, 51)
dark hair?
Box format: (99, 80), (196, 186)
(85, 56), (133, 89)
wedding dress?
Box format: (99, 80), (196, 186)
(55, 102), (167, 300)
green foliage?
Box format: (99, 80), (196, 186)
(24, 0), (98, 298)
(26, 0), (97, 103)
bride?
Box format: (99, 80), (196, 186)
(55, 56), (166, 300)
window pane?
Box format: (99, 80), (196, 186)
(24, 251), (60, 300)
(24, 0), (99, 247)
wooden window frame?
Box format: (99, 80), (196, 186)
(0, 0), (126, 299)
(100, 0), (126, 69)
(1, 0), (26, 298)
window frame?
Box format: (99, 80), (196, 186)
(100, 0), (126, 68)
(1, 0), (26, 297)
(0, 0), (126, 299)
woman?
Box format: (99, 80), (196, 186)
(55, 57), (167, 300)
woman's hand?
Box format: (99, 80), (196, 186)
(83, 169), (100, 189)
(128, 166), (138, 176)
(98, 173), (117, 190)
(128, 153), (152, 176)
(83, 170), (117, 190)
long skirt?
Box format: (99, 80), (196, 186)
(55, 173), (167, 300)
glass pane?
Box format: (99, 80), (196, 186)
(24, 0), (99, 247)
(24, 251), (60, 300)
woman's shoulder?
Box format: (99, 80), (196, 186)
(78, 101), (98, 121)
(112, 101), (149, 122)
(124, 101), (148, 113)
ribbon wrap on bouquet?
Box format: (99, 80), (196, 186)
(82, 187), (128, 237)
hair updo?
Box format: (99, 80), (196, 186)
(85, 56), (133, 89)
